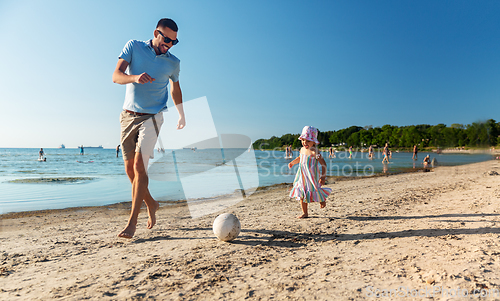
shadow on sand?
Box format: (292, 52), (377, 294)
(130, 213), (500, 247)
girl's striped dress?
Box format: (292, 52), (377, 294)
(289, 153), (331, 203)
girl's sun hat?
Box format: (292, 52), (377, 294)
(299, 126), (319, 144)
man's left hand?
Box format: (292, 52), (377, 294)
(177, 116), (185, 129)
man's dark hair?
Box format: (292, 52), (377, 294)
(157, 18), (178, 32)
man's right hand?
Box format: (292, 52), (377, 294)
(113, 59), (155, 85)
(135, 72), (155, 84)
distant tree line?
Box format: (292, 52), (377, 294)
(252, 119), (500, 150)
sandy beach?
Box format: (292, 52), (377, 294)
(1, 159), (500, 300)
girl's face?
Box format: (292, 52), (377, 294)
(301, 139), (315, 149)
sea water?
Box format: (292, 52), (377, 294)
(0, 148), (493, 214)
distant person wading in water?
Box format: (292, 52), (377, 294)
(382, 143), (390, 163)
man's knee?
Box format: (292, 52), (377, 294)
(133, 154), (148, 176)
(124, 159), (135, 175)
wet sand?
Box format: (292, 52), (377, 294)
(1, 160), (500, 300)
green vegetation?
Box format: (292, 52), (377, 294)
(253, 119), (500, 150)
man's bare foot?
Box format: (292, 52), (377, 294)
(118, 224), (136, 239)
(147, 200), (159, 229)
(320, 201), (326, 208)
(297, 214), (308, 219)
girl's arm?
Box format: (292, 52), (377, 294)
(318, 154), (327, 185)
(288, 156), (300, 169)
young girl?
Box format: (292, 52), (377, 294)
(288, 126), (332, 218)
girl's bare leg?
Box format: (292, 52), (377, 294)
(297, 199), (308, 218)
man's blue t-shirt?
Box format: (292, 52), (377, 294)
(119, 39), (180, 114)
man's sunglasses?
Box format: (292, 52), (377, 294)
(157, 30), (179, 46)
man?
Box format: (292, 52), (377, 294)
(39, 148), (44, 160)
(112, 18), (185, 238)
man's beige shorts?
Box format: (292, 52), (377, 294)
(120, 110), (164, 167)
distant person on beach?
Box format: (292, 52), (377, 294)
(39, 148), (44, 160)
(382, 143), (390, 163)
(80, 145), (84, 155)
(113, 18), (185, 239)
(116, 145), (120, 158)
(412, 145), (418, 160)
(368, 145), (373, 159)
(349, 146), (353, 159)
(288, 126), (331, 219)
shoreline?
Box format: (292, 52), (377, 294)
(1, 160), (500, 299)
(440, 148), (500, 155)
(1, 150), (494, 215)
(1, 164), (434, 219)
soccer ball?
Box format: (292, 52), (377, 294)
(213, 213), (241, 242)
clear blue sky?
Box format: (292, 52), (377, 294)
(1, 0), (499, 148)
